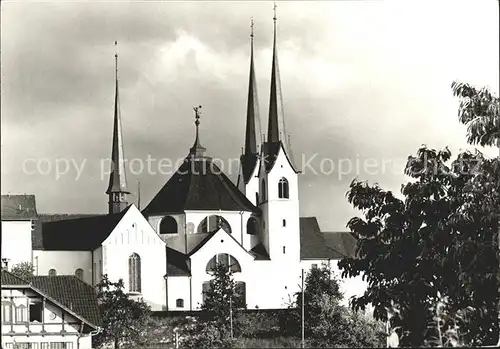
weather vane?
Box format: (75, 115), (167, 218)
(250, 17), (255, 38)
(273, 2), (277, 21)
(193, 105), (202, 126)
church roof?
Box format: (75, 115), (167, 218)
(300, 217), (357, 259)
(34, 207), (130, 251)
(250, 243), (270, 260)
(1, 270), (100, 328)
(1, 194), (38, 221)
(166, 247), (191, 277)
(32, 213), (105, 250)
(142, 157), (260, 216)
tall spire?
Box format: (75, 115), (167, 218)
(189, 105), (206, 158)
(265, 3), (298, 172)
(106, 41), (130, 214)
(241, 17), (262, 184)
(267, 2), (287, 144)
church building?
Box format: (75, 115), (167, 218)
(1, 13), (366, 312)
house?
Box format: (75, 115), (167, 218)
(1, 270), (101, 349)
(1, 195), (37, 270)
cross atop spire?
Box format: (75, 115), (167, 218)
(250, 17), (255, 38)
(273, 2), (277, 22)
(189, 105), (206, 158)
(114, 41), (118, 79)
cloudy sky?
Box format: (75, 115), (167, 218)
(1, 0), (499, 230)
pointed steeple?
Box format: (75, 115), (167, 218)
(267, 2), (286, 144)
(106, 42), (130, 214)
(189, 105), (207, 158)
(265, 3), (298, 172)
(240, 18), (262, 185)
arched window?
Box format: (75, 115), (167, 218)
(206, 254), (241, 273)
(234, 281), (246, 308)
(128, 253), (141, 293)
(75, 268), (84, 280)
(159, 216), (178, 234)
(202, 282), (210, 303)
(176, 299), (184, 308)
(198, 215), (231, 235)
(48, 269), (57, 277)
(261, 180), (266, 201)
(247, 217), (258, 235)
(15, 304), (27, 323)
(255, 192), (259, 206)
(278, 177), (289, 199)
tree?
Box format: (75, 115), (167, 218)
(201, 262), (246, 335)
(338, 81), (500, 346)
(93, 274), (151, 348)
(286, 263), (385, 347)
(181, 263), (244, 349)
(10, 262), (34, 279)
(452, 81), (500, 346)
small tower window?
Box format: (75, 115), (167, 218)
(261, 179), (266, 201)
(283, 246), (286, 254)
(255, 192), (259, 206)
(48, 269), (57, 277)
(278, 177), (289, 199)
(176, 299), (184, 308)
(282, 219), (286, 227)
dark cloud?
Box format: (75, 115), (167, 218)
(1, 1), (498, 230)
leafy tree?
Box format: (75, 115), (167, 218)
(180, 263), (245, 348)
(93, 274), (151, 348)
(10, 262), (34, 279)
(339, 83), (499, 346)
(201, 262), (246, 335)
(285, 263), (384, 347)
(452, 81), (500, 346)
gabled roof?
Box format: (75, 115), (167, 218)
(1, 270), (100, 328)
(300, 217), (357, 259)
(142, 157), (260, 216)
(36, 206), (130, 251)
(1, 194), (38, 220)
(26, 275), (101, 327)
(262, 141), (299, 174)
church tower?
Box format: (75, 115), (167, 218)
(259, 5), (301, 267)
(238, 18), (262, 206)
(106, 43), (130, 214)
